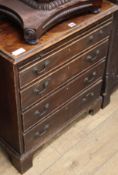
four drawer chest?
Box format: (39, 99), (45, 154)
(0, 1), (118, 173)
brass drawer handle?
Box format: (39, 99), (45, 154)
(88, 35), (94, 42)
(82, 92), (95, 102)
(99, 29), (104, 35)
(33, 80), (49, 95)
(84, 71), (97, 84)
(33, 60), (50, 75)
(34, 103), (49, 118)
(34, 124), (50, 138)
(86, 49), (100, 62)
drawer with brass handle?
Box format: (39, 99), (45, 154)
(84, 71), (97, 84)
(32, 60), (50, 76)
(23, 81), (102, 151)
(19, 22), (111, 88)
(22, 87), (69, 131)
(33, 124), (50, 139)
(82, 92), (95, 102)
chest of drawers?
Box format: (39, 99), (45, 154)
(0, 1), (117, 173)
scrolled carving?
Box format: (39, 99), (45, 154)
(0, 0), (103, 44)
(20, 0), (71, 10)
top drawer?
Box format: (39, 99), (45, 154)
(19, 21), (112, 88)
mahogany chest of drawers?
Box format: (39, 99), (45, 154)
(0, 1), (117, 173)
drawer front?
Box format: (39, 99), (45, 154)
(19, 22), (111, 88)
(22, 61), (105, 130)
(22, 87), (68, 131)
(23, 81), (102, 151)
(20, 44), (107, 110)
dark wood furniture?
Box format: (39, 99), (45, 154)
(0, 2), (117, 173)
(102, 0), (118, 107)
(0, 0), (102, 44)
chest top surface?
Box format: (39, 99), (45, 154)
(0, 1), (117, 64)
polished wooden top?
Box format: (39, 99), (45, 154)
(0, 1), (117, 64)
